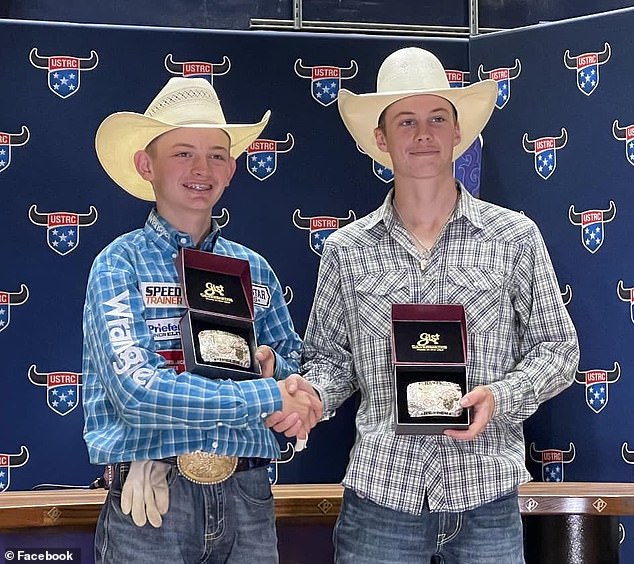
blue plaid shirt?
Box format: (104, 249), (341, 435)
(82, 209), (302, 464)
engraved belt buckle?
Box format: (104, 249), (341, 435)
(406, 380), (463, 418)
(177, 451), (238, 485)
(198, 329), (251, 368)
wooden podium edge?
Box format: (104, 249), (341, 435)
(2, 483), (634, 530)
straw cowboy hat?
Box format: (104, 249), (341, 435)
(95, 77), (270, 201)
(338, 47), (497, 169)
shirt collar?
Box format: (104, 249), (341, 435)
(455, 181), (484, 231)
(365, 181), (485, 233)
(144, 208), (221, 252)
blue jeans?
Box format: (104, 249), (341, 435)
(334, 488), (525, 564)
(95, 462), (278, 564)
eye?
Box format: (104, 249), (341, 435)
(400, 118), (415, 127)
(431, 116), (447, 123)
(175, 151), (192, 157)
(209, 153), (227, 161)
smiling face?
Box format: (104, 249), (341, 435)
(134, 127), (236, 226)
(374, 94), (461, 182)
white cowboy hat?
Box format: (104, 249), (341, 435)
(95, 77), (270, 201)
(338, 47), (497, 169)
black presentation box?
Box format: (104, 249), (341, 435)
(391, 303), (470, 434)
(177, 248), (260, 380)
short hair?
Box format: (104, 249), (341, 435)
(143, 128), (232, 156)
(377, 99), (458, 133)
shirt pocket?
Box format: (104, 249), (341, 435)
(355, 270), (411, 339)
(445, 266), (504, 334)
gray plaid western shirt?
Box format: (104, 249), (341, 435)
(302, 186), (579, 514)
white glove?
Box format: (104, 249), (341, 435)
(120, 460), (170, 527)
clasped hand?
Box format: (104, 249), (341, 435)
(268, 375), (322, 445)
(255, 346), (322, 445)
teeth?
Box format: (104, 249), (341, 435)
(186, 184), (211, 191)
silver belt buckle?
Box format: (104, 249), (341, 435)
(197, 329), (251, 368)
(406, 380), (463, 417)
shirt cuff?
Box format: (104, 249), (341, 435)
(487, 380), (514, 419)
(238, 376), (283, 423)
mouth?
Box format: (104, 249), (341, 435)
(184, 183), (213, 192)
(410, 148), (438, 157)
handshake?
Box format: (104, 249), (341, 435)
(120, 349), (322, 529)
(269, 374), (323, 450)
(256, 345), (322, 450)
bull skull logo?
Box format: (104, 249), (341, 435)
(29, 48), (99, 98)
(164, 54), (231, 84)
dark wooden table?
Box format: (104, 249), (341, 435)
(1, 483), (632, 563)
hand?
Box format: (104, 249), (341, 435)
(120, 460), (170, 527)
(268, 375), (322, 440)
(255, 345), (276, 378)
(444, 385), (495, 441)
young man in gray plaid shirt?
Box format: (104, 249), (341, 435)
(270, 47), (579, 564)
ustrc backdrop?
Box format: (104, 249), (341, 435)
(0, 21), (474, 488)
(0, 8), (632, 560)
(471, 6), (634, 558)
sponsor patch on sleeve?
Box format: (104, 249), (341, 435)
(157, 349), (185, 374)
(252, 283), (271, 308)
(146, 316), (182, 341)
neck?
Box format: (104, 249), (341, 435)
(156, 206), (212, 246)
(392, 176), (459, 230)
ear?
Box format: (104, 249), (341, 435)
(374, 127), (389, 153)
(225, 156), (237, 186)
(133, 150), (154, 181)
(453, 121), (462, 148)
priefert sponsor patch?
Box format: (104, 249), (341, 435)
(146, 317), (181, 341)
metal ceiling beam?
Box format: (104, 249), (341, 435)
(250, 18), (502, 37)
(252, 0), (501, 37)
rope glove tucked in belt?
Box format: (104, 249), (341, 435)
(121, 460), (170, 528)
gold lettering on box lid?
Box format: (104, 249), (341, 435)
(200, 282), (234, 304)
(411, 332), (448, 353)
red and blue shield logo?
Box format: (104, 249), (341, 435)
(477, 60), (522, 110)
(563, 43), (611, 96)
(28, 365), (82, 416)
(542, 451), (564, 482)
(294, 59), (358, 108)
(585, 372), (608, 414)
(0, 135), (11, 172)
(48, 57), (81, 99)
(311, 67), (341, 106)
(47, 373), (81, 416)
(248, 142), (277, 180)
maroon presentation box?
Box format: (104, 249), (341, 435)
(177, 248), (260, 380)
(391, 304), (470, 434)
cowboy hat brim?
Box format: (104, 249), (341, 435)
(95, 110), (270, 201)
(338, 80), (497, 170)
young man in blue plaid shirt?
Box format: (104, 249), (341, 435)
(83, 77), (321, 563)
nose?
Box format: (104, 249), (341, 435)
(191, 154), (209, 176)
(415, 123), (431, 141)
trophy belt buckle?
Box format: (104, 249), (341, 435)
(198, 329), (251, 368)
(406, 380), (463, 418)
(177, 451), (238, 485)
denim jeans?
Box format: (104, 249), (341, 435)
(334, 488), (525, 564)
(95, 462), (278, 564)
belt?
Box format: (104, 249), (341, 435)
(161, 453), (270, 485)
